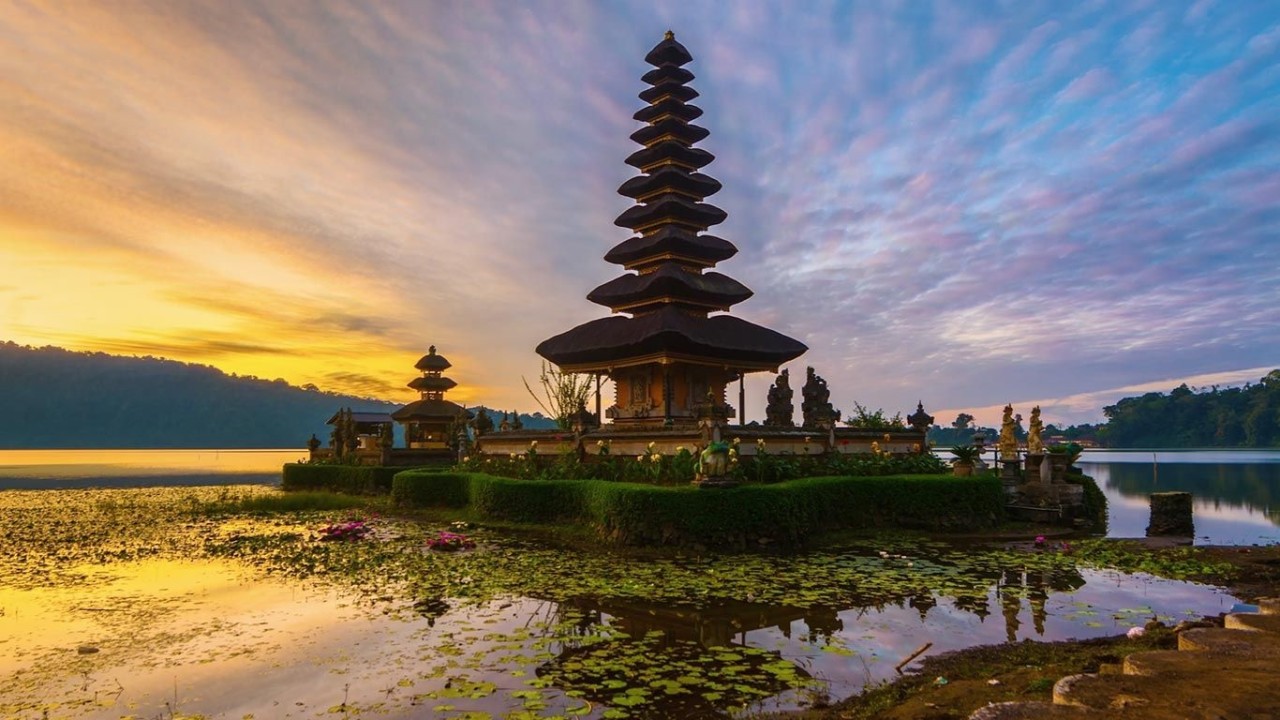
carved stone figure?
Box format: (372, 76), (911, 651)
(998, 404), (1019, 461)
(764, 369), (795, 427)
(499, 412), (511, 432)
(906, 401), (935, 433)
(1026, 405), (1044, 455)
(698, 440), (730, 479)
(800, 367), (841, 428)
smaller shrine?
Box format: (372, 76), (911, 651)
(393, 346), (472, 450)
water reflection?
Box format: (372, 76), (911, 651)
(1080, 451), (1280, 544)
(0, 449), (300, 488)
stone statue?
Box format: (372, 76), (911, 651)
(801, 367), (841, 428)
(906, 401), (934, 433)
(1027, 406), (1044, 455)
(764, 369), (795, 427)
(998, 404), (1019, 461)
(307, 433), (321, 453)
(698, 440), (730, 479)
(499, 412), (511, 432)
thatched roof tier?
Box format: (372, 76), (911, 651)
(391, 398), (471, 422)
(408, 375), (457, 393)
(587, 265), (751, 312)
(633, 98), (702, 124)
(614, 195), (726, 233)
(629, 118), (709, 147)
(644, 32), (694, 67)
(537, 306), (806, 372)
(624, 141), (714, 172)
(414, 346), (451, 372)
(603, 227), (737, 269)
(617, 167), (721, 200)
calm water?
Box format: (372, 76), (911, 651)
(0, 448), (301, 488)
(1077, 449), (1280, 545)
(0, 452), (1266, 718)
(3, 448), (1277, 544)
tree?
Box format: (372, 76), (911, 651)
(951, 413), (975, 431)
(522, 360), (593, 431)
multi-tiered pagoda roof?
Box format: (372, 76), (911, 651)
(537, 32), (806, 373)
(392, 346), (468, 421)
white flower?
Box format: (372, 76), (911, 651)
(637, 454), (645, 462)
(649, 453), (661, 463)
(509, 453), (517, 459)
(1126, 626), (1145, 639)
(530, 440), (538, 449)
(647, 441), (656, 452)
(596, 440), (605, 447)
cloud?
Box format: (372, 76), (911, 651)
(1, 0), (1277, 422)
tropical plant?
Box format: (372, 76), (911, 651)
(522, 360), (593, 430)
(949, 445), (981, 464)
(844, 401), (906, 430)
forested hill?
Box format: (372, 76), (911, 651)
(1099, 370), (1280, 448)
(0, 342), (400, 449)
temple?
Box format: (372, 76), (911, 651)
(536, 31), (807, 427)
(392, 345), (471, 449)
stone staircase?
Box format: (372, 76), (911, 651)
(970, 598), (1280, 720)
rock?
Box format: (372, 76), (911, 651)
(76, 645), (99, 654)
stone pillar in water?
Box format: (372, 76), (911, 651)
(1146, 491), (1194, 537)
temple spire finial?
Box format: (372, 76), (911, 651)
(664, 29), (674, 40)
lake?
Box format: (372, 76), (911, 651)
(0, 450), (1271, 719)
(3, 448), (1275, 544)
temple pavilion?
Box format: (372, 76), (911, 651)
(392, 346), (471, 449)
(536, 32), (807, 428)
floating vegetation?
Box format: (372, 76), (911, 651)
(0, 486), (1243, 719)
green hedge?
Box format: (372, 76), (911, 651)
(390, 472), (472, 508)
(392, 471), (1003, 546)
(281, 464), (403, 495)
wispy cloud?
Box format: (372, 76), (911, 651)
(1, 0), (1276, 420)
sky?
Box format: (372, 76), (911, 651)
(1, 0), (1277, 427)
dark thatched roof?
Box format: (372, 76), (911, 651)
(618, 168), (721, 200)
(414, 346), (451, 372)
(615, 196), (726, 231)
(536, 306), (806, 370)
(408, 375), (457, 392)
(644, 33), (693, 67)
(391, 398), (471, 422)
(587, 265), (752, 311)
(625, 141), (714, 171)
(633, 99), (703, 124)
(604, 227), (737, 268)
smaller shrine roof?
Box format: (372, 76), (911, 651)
(391, 398), (472, 422)
(415, 346), (452, 372)
(409, 376), (458, 392)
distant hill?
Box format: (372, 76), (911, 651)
(0, 342), (561, 448)
(0, 342), (402, 449)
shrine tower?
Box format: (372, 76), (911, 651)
(536, 32), (806, 427)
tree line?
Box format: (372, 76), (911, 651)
(928, 370), (1280, 449)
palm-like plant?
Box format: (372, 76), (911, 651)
(949, 444), (982, 464)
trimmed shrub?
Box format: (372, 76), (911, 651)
(281, 464), (401, 495)
(391, 471), (1004, 547)
(391, 471), (473, 508)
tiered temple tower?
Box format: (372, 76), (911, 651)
(392, 345), (471, 448)
(537, 32), (806, 427)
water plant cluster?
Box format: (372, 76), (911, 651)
(0, 485), (1241, 720)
